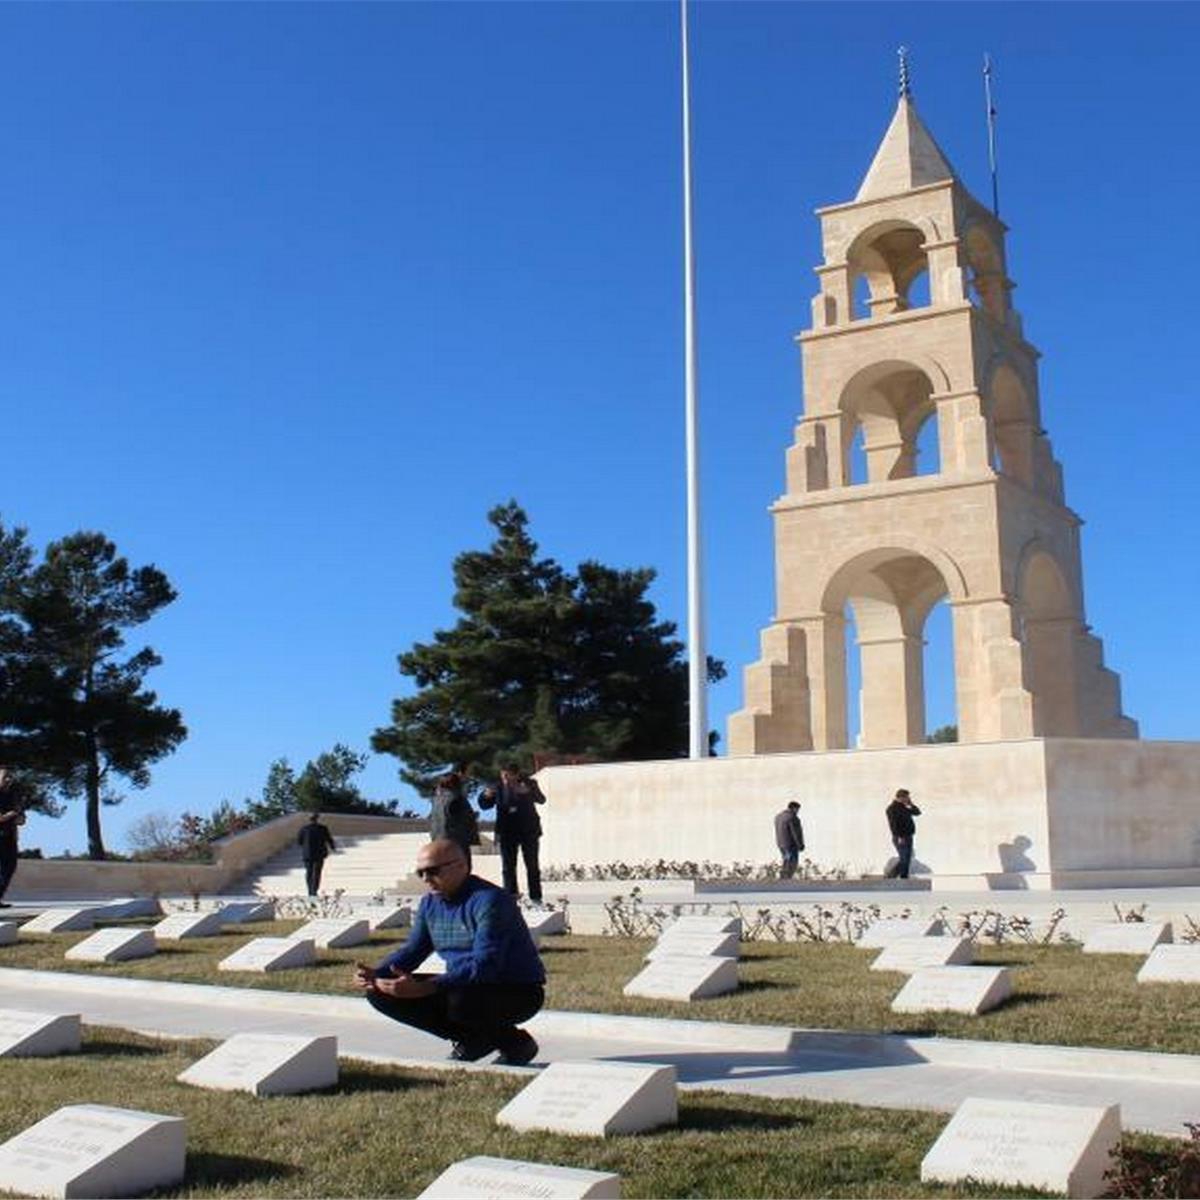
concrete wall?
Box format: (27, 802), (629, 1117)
(538, 738), (1200, 880)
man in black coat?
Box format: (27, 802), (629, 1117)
(297, 812), (337, 896)
(0, 768), (26, 908)
(479, 764), (546, 903)
(884, 788), (921, 879)
(773, 801), (805, 879)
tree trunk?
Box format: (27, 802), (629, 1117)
(85, 729), (106, 860)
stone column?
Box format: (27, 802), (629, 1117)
(858, 633), (924, 746)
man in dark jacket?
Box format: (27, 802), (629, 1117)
(479, 764), (546, 903)
(774, 801), (805, 879)
(0, 768), (26, 908)
(297, 812), (337, 896)
(884, 788), (922, 879)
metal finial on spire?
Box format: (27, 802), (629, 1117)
(898, 45), (911, 97)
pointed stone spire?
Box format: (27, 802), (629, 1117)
(855, 62), (957, 202)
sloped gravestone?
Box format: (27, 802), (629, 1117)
(623, 954), (738, 1000)
(90, 898), (161, 921)
(153, 911), (226, 940)
(661, 914), (741, 937)
(1082, 922), (1172, 955)
(0, 1103), (186, 1199)
(216, 902), (274, 925)
(65, 928), (156, 965)
(179, 1033), (338, 1096)
(0, 921), (16, 946)
(21, 908), (96, 935)
(357, 906), (411, 931)
(292, 918), (371, 949)
(1136, 944), (1200, 984)
(891, 965), (1013, 1015)
(523, 909), (568, 936)
(497, 1061), (677, 1137)
(857, 914), (944, 949)
(419, 1156), (620, 1199)
(921, 1097), (1121, 1199)
(647, 929), (738, 960)
(870, 935), (974, 974)
(0, 1011), (81, 1058)
(218, 937), (315, 973)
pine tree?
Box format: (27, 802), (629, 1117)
(372, 502), (724, 791)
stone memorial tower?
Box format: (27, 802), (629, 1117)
(728, 83), (1137, 755)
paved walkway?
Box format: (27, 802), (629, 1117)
(2, 967), (1199, 1138)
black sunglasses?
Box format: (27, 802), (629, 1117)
(416, 859), (465, 880)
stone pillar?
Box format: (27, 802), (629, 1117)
(858, 633), (924, 747)
(807, 612), (848, 750)
(925, 239), (967, 305)
(936, 389), (991, 475)
(813, 263), (852, 328)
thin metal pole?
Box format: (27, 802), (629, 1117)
(681, 0), (707, 759)
(983, 53), (1000, 217)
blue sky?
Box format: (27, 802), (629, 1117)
(4, 2), (1197, 855)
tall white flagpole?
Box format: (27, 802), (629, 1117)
(681, 0), (707, 759)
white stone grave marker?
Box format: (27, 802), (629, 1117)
(65, 928), (156, 964)
(153, 911), (226, 940)
(179, 1033), (338, 1096)
(648, 929), (738, 960)
(891, 965), (1013, 1015)
(921, 1097), (1121, 1199)
(0, 921), (16, 946)
(293, 917), (371, 949)
(523, 909), (568, 936)
(0, 1010), (81, 1058)
(217, 901), (274, 925)
(218, 937), (314, 973)
(870, 935), (974, 974)
(91, 897), (161, 921)
(21, 908), (96, 935)
(1082, 922), (1172, 956)
(856, 914), (944, 949)
(1137, 944), (1200, 984)
(357, 905), (411, 931)
(623, 954), (738, 1000)
(497, 1061), (677, 1137)
(662, 914), (741, 937)
(419, 1156), (620, 1199)
(0, 1103), (186, 1199)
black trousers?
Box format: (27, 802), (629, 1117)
(304, 858), (325, 896)
(366, 981), (544, 1050)
(886, 836), (914, 879)
(0, 845), (16, 901)
(499, 833), (541, 902)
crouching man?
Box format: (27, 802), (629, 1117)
(354, 838), (544, 1066)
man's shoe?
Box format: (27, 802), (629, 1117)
(448, 1038), (495, 1063)
(495, 1029), (538, 1067)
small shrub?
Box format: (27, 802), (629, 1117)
(1105, 1123), (1200, 1197)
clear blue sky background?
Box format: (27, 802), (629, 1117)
(5, 3), (1196, 856)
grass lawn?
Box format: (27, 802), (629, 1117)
(0, 1026), (1052, 1199)
(3, 923), (1199, 1056)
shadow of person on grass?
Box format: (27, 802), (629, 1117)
(334, 1066), (454, 1096)
(679, 1105), (811, 1133)
(184, 1152), (299, 1190)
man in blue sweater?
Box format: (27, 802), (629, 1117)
(354, 838), (545, 1065)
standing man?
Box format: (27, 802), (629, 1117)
(355, 838), (544, 1065)
(0, 769), (26, 908)
(884, 788), (922, 879)
(774, 800), (805, 879)
(479, 764), (546, 904)
(297, 812), (336, 896)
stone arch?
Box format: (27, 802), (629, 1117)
(985, 360), (1037, 485)
(837, 359), (949, 483)
(962, 219), (1008, 320)
(845, 218), (937, 318)
(1015, 545), (1082, 736)
(818, 542), (966, 747)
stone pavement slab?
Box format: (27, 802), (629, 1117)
(1, 967), (1198, 1138)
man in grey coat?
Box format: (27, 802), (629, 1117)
(774, 801), (805, 879)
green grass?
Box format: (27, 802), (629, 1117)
(0, 1026), (1048, 1199)
(4, 924), (1200, 1055)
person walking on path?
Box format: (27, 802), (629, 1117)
(354, 837), (544, 1065)
(428, 768), (479, 862)
(0, 768), (26, 908)
(774, 800), (805, 879)
(296, 812), (337, 896)
(884, 788), (922, 879)
(479, 764), (546, 904)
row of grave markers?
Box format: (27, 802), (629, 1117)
(623, 914), (741, 1001)
(0, 1005), (1135, 1199)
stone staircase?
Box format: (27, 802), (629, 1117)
(225, 830), (503, 897)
